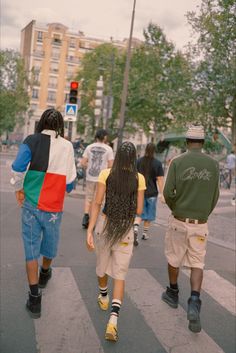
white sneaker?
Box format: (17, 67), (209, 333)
(142, 234), (149, 240)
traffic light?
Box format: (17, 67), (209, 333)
(69, 81), (79, 104)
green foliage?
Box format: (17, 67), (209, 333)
(76, 26), (196, 139)
(127, 23), (196, 134)
(75, 44), (125, 138)
(187, 0), (236, 142)
(0, 50), (29, 136)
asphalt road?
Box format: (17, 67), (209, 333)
(0, 153), (235, 353)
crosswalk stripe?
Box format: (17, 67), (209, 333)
(34, 267), (104, 353)
(126, 269), (224, 353)
(182, 269), (236, 315)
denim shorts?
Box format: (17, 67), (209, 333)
(141, 196), (157, 221)
(21, 200), (63, 261)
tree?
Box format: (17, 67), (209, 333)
(127, 23), (196, 135)
(0, 50), (29, 137)
(75, 44), (125, 139)
(76, 26), (196, 140)
(187, 0), (236, 143)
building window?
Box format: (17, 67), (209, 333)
(67, 64), (75, 77)
(33, 44), (44, 58)
(48, 76), (57, 89)
(37, 31), (43, 42)
(33, 60), (41, 73)
(50, 62), (59, 73)
(48, 91), (56, 102)
(52, 34), (62, 46)
(51, 47), (60, 60)
(69, 38), (76, 48)
(33, 73), (40, 85)
(30, 104), (38, 111)
(32, 89), (39, 99)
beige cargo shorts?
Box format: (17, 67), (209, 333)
(165, 215), (209, 269)
(85, 181), (97, 202)
(94, 216), (134, 280)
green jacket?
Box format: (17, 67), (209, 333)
(163, 148), (219, 221)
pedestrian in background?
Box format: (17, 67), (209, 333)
(11, 109), (76, 318)
(86, 142), (145, 341)
(162, 125), (219, 333)
(80, 129), (113, 229)
(226, 148), (236, 189)
(133, 143), (164, 246)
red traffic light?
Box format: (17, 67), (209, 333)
(70, 81), (79, 90)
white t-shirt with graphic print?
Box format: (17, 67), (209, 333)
(83, 142), (114, 182)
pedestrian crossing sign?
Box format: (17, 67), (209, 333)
(65, 104), (78, 116)
(64, 103), (78, 122)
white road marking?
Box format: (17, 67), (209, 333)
(34, 267), (104, 353)
(126, 269), (224, 353)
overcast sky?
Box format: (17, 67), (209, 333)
(2, 0), (201, 51)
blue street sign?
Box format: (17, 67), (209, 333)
(65, 103), (78, 116)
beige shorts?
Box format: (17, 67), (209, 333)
(95, 216), (134, 280)
(85, 181), (97, 203)
(165, 215), (208, 269)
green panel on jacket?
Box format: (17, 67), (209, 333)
(23, 170), (45, 207)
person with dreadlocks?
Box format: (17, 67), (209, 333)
(86, 142), (146, 342)
(133, 143), (164, 245)
(10, 109), (76, 318)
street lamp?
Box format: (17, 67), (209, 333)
(117, 0), (137, 148)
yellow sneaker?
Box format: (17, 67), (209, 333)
(105, 323), (118, 342)
(97, 294), (109, 311)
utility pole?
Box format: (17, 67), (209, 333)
(117, 0), (136, 148)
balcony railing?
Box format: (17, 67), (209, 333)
(33, 50), (44, 58)
(52, 39), (62, 46)
(66, 56), (81, 64)
(51, 53), (60, 60)
(47, 97), (56, 102)
(49, 68), (59, 74)
(48, 83), (57, 89)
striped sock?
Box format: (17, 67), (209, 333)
(109, 299), (122, 325)
(133, 223), (139, 235)
(99, 286), (108, 297)
(142, 226), (149, 239)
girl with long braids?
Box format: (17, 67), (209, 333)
(87, 141), (146, 342)
(11, 109), (76, 318)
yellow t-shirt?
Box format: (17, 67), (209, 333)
(98, 168), (146, 191)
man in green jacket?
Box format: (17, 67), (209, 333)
(162, 125), (219, 333)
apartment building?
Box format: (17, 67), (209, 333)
(20, 20), (141, 137)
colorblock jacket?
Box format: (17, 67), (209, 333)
(11, 130), (76, 212)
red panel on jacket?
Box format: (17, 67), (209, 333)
(38, 173), (66, 212)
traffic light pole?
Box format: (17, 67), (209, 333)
(117, 0), (136, 148)
(68, 121), (73, 141)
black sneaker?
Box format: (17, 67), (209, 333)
(26, 291), (42, 319)
(39, 267), (52, 288)
(161, 287), (179, 308)
(82, 214), (89, 229)
(187, 296), (202, 333)
(133, 231), (139, 246)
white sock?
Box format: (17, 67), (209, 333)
(109, 313), (118, 325)
(109, 299), (122, 325)
(99, 286), (108, 301)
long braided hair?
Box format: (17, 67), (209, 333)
(103, 142), (138, 247)
(36, 109), (64, 138)
(139, 143), (156, 181)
